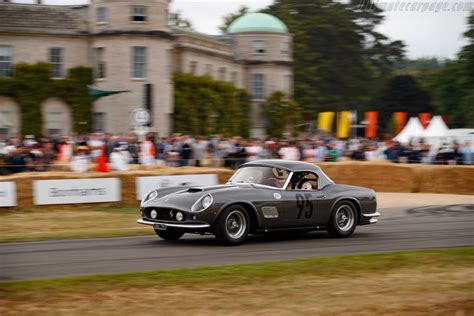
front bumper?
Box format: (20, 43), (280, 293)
(360, 212), (380, 225)
(137, 218), (211, 230)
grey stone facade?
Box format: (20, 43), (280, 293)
(0, 0), (293, 137)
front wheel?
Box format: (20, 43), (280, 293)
(154, 229), (185, 241)
(214, 205), (250, 246)
(327, 201), (358, 238)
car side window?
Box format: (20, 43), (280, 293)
(287, 172), (318, 191)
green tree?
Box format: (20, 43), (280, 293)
(429, 12), (474, 128)
(262, 91), (302, 137)
(377, 75), (432, 129)
(173, 73), (251, 138)
(262, 0), (405, 113)
(220, 6), (249, 34)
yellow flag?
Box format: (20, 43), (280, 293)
(317, 112), (335, 132)
(337, 111), (351, 138)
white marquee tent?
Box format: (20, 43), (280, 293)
(393, 117), (425, 144)
(422, 115), (450, 148)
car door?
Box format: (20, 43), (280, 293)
(261, 172), (326, 228)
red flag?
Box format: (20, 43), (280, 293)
(365, 112), (378, 138)
(418, 113), (431, 128)
(96, 146), (110, 172)
(394, 112), (407, 134)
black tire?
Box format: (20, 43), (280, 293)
(154, 229), (185, 241)
(214, 205), (250, 246)
(327, 201), (358, 238)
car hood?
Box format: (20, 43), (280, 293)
(142, 184), (246, 210)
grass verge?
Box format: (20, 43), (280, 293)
(1, 247), (473, 315)
(0, 207), (153, 243)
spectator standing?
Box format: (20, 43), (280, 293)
(110, 146), (130, 171)
(71, 146), (90, 173)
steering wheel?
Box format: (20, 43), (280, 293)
(297, 178), (314, 190)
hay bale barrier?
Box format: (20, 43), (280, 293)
(318, 161), (420, 193)
(418, 165), (474, 195)
(0, 164), (472, 210)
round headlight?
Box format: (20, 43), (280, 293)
(150, 210), (158, 219)
(148, 191), (158, 201)
(202, 195), (213, 209)
(176, 212), (184, 221)
(142, 191), (158, 206)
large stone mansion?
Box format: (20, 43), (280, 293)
(0, 0), (293, 137)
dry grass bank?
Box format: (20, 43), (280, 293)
(1, 248), (472, 315)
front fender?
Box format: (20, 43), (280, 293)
(216, 201), (261, 231)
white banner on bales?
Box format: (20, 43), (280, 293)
(0, 182), (16, 207)
(136, 174), (218, 200)
(33, 178), (121, 205)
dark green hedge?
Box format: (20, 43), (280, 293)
(0, 62), (93, 136)
(173, 72), (251, 138)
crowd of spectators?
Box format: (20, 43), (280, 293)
(0, 132), (472, 174)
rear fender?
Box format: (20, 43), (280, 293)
(330, 197), (362, 222)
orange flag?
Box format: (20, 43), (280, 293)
(365, 112), (378, 138)
(418, 113), (431, 128)
(394, 112), (407, 134)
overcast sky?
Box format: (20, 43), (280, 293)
(11, 0), (471, 59)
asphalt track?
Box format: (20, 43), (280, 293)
(1, 204), (473, 281)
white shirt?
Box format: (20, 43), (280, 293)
(110, 151), (129, 171)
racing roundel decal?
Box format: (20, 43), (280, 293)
(273, 193), (282, 200)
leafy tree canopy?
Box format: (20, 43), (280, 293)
(262, 91), (302, 138)
(173, 73), (251, 138)
(220, 6), (249, 34)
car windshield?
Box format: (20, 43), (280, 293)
(228, 166), (290, 188)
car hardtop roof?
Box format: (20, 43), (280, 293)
(240, 159), (321, 172)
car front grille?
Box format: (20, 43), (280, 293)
(142, 207), (185, 222)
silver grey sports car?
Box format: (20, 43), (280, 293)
(138, 159), (379, 245)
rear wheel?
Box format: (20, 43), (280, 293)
(214, 205), (250, 246)
(154, 229), (185, 241)
(327, 201), (357, 238)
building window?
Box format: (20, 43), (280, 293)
(190, 61), (197, 75)
(251, 74), (265, 100)
(231, 71), (238, 85)
(283, 75), (292, 93)
(205, 64), (213, 76)
(218, 67), (226, 81)
(45, 111), (63, 136)
(94, 48), (106, 79)
(281, 42), (291, 54)
(49, 47), (64, 78)
(252, 40), (266, 54)
(94, 112), (106, 131)
(0, 110), (11, 137)
(0, 46), (12, 77)
(131, 6), (147, 22)
(131, 46), (147, 79)
(96, 7), (108, 23)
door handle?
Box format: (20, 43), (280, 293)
(315, 194), (325, 199)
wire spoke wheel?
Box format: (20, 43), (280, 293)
(215, 206), (250, 245)
(327, 201), (358, 238)
(335, 205), (355, 232)
(225, 210), (247, 239)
